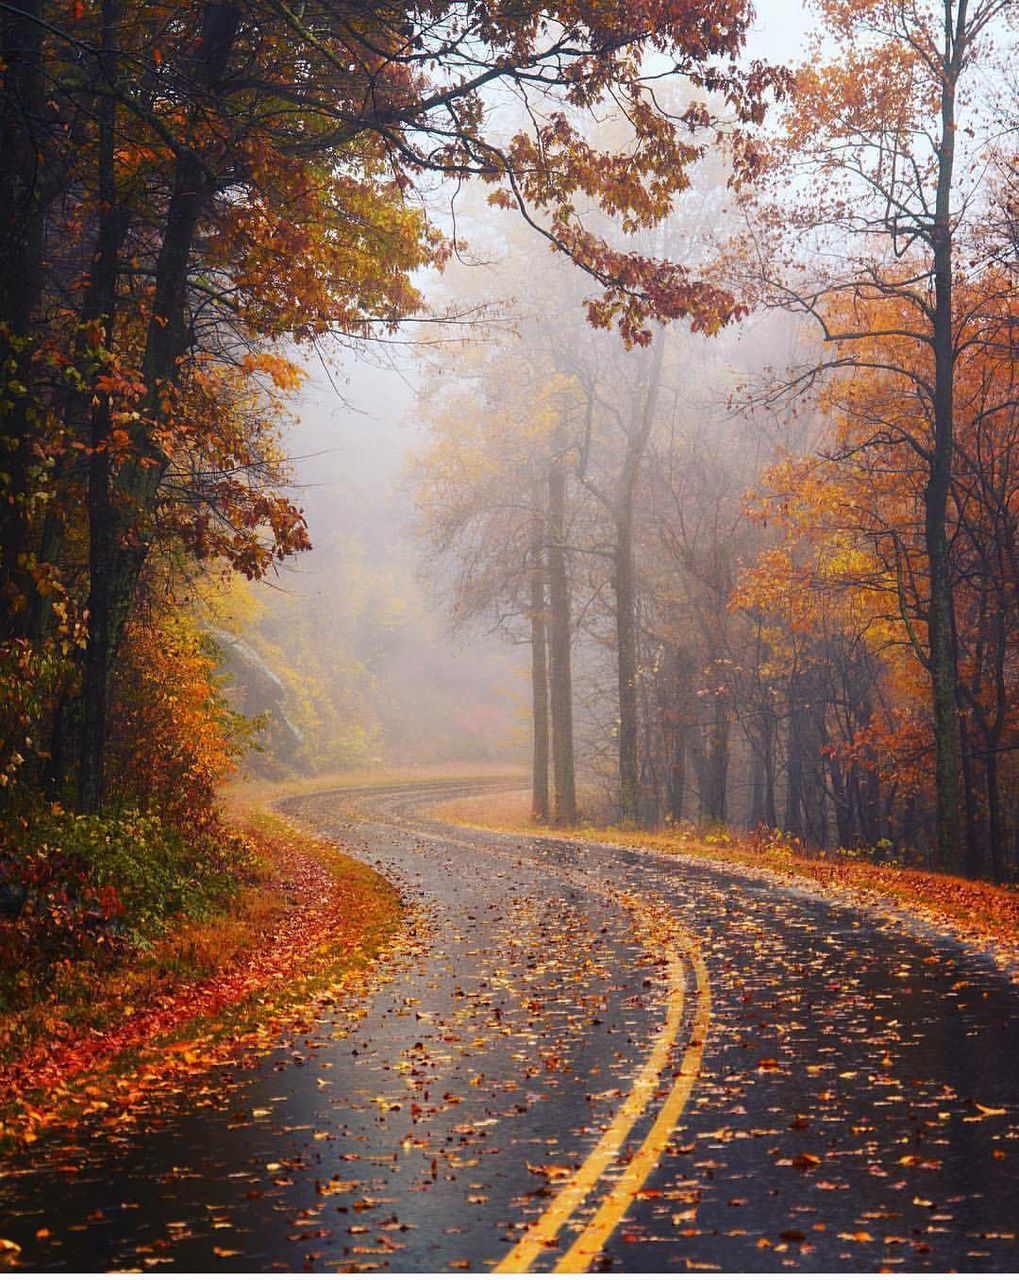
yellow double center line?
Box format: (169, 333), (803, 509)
(495, 926), (711, 1274)
(396, 822), (712, 1274)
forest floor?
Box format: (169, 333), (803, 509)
(428, 787), (1019, 982)
(0, 802), (401, 1152)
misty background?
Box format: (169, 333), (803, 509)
(221, 0), (813, 784)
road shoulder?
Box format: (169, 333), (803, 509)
(428, 787), (1019, 982)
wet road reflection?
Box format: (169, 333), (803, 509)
(0, 781), (1016, 1272)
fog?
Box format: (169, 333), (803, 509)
(225, 0), (817, 784)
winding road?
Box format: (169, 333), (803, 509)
(2, 778), (1017, 1272)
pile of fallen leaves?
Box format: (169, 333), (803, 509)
(619, 827), (1019, 977)
(429, 788), (1019, 979)
(0, 812), (401, 1150)
(707, 839), (1019, 976)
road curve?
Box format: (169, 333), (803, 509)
(1, 779), (1017, 1273)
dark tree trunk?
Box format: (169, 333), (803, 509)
(547, 450), (576, 825)
(612, 337), (663, 824)
(924, 42), (962, 873)
(77, 2), (239, 810)
(615, 511), (639, 823)
(703, 695), (729, 823)
(658, 648), (689, 823)
(668, 745), (686, 823)
(857, 763), (882, 847)
(800, 667), (827, 850)
(784, 683), (803, 837)
(0, 0), (48, 642)
(959, 715), (983, 879)
(828, 754), (854, 848)
(748, 708), (777, 829)
(985, 747), (1002, 884)
(529, 530), (550, 823)
(78, 0), (124, 812)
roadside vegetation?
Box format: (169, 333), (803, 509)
(429, 789), (1019, 977)
(0, 803), (401, 1151)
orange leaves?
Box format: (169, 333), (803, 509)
(526, 1161), (574, 1182)
(239, 352), (304, 393)
(108, 608), (246, 829)
(0, 812), (400, 1153)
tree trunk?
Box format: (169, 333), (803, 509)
(77, 2), (239, 809)
(958, 714), (983, 879)
(529, 531), (550, 823)
(0, 0), (47, 642)
(658, 647), (688, 823)
(748, 707), (777, 829)
(784, 682), (803, 837)
(800, 666), (827, 850)
(985, 746), (1002, 884)
(547, 450), (576, 825)
(78, 0), (124, 812)
(828, 754), (854, 848)
(924, 36), (962, 872)
(667, 740), (685, 824)
(612, 336), (663, 824)
(615, 511), (639, 823)
(704, 695), (729, 824)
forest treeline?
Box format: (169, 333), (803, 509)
(414, 1), (1018, 883)
(0, 1), (786, 996)
(0, 0), (1014, 1019)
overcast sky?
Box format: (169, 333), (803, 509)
(747, 0), (811, 62)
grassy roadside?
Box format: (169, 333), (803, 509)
(0, 796), (403, 1152)
(428, 787), (1019, 978)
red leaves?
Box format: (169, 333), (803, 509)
(546, 221), (746, 348)
(0, 815), (399, 1150)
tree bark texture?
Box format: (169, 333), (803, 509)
(547, 450), (576, 825)
(529, 532), (550, 823)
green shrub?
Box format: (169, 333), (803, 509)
(0, 805), (258, 996)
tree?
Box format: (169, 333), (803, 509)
(1, 0), (786, 813)
(740, 0), (1012, 871)
(734, 266), (1019, 878)
(415, 342), (581, 823)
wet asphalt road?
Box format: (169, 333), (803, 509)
(1, 779), (1017, 1272)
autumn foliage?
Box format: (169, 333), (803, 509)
(0, 0), (792, 1050)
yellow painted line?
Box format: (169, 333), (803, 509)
(493, 951), (687, 1274)
(395, 819), (714, 1275)
(553, 942), (712, 1272)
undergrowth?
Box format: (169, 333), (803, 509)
(0, 803), (258, 1065)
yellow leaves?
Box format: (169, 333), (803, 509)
(319, 1177), (358, 1196)
(240, 352), (304, 393)
(526, 1161), (574, 1181)
(964, 1102), (1007, 1123)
